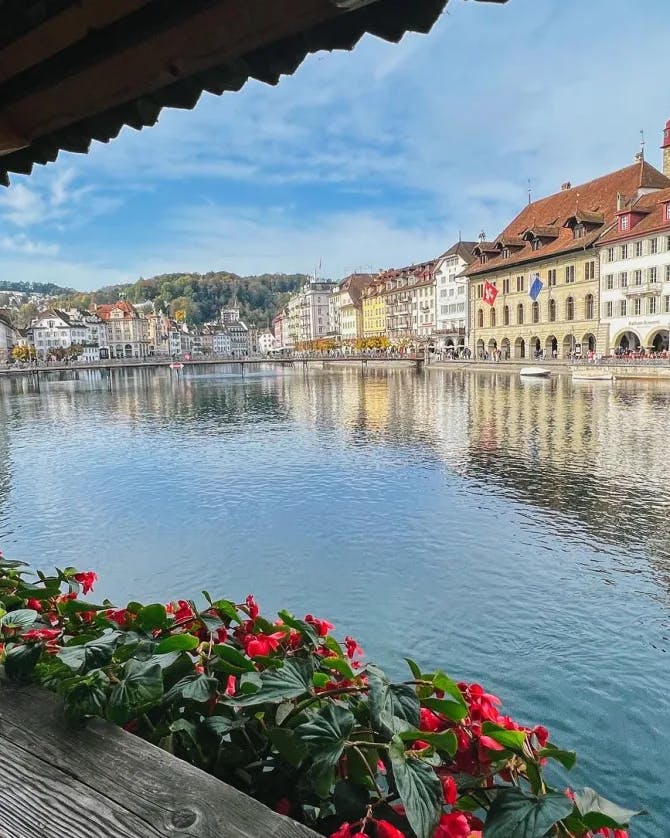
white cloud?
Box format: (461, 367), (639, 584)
(0, 235), (60, 256)
(0, 184), (46, 227)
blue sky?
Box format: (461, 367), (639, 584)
(0, 0), (668, 291)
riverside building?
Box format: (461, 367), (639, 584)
(433, 241), (477, 353)
(466, 157), (670, 359)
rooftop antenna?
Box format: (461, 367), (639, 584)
(528, 177), (532, 205)
(639, 128), (645, 161)
(458, 229), (462, 243)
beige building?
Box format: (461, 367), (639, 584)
(380, 261), (436, 344)
(92, 301), (149, 359)
(328, 273), (374, 345)
(466, 158), (670, 359)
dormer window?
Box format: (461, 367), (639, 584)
(573, 223), (586, 239)
(501, 247), (510, 259)
(480, 254), (488, 264)
(619, 214), (630, 232)
(531, 238), (542, 251)
(665, 203), (670, 222)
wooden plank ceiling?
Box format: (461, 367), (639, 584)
(0, 0), (506, 185)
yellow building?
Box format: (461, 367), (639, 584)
(466, 159), (670, 359)
(362, 279), (387, 338)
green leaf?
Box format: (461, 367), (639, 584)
(212, 643), (255, 672)
(210, 599), (240, 623)
(57, 630), (121, 673)
(170, 718), (198, 742)
(390, 738), (443, 838)
(421, 697), (468, 724)
(483, 789), (574, 838)
(0, 609), (38, 630)
(430, 672), (468, 722)
(16, 581), (60, 600)
(405, 658), (423, 680)
(334, 780), (370, 821)
(368, 665), (419, 736)
(572, 788), (643, 830)
(319, 656), (354, 681)
(204, 714), (236, 739)
(137, 603), (169, 632)
(481, 722), (527, 752)
(312, 672), (330, 688)
(297, 704), (355, 753)
(156, 633), (199, 653)
(269, 727), (309, 767)
(227, 659), (314, 706)
(399, 728), (458, 757)
(538, 744), (576, 771)
(107, 660), (163, 725)
(4, 642), (41, 681)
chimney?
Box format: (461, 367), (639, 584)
(478, 230), (486, 243)
(561, 181), (571, 191)
(662, 118), (670, 177)
(617, 192), (627, 211)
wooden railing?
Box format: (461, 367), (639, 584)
(0, 682), (318, 838)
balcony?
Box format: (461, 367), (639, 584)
(622, 282), (660, 296)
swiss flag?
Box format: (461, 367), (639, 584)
(482, 280), (498, 306)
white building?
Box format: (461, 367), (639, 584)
(221, 308), (240, 325)
(257, 330), (276, 354)
(227, 320), (249, 356)
(0, 311), (18, 358)
(213, 330), (232, 355)
(31, 309), (87, 357)
(92, 301), (149, 359)
(433, 241), (477, 351)
(599, 186), (670, 354)
(286, 280), (336, 346)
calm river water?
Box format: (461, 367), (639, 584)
(0, 365), (667, 836)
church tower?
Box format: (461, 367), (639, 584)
(662, 118), (670, 177)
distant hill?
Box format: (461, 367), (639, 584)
(58, 272), (311, 327)
(0, 280), (75, 296)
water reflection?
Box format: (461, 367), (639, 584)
(0, 365), (667, 836)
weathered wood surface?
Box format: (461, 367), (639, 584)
(0, 683), (319, 838)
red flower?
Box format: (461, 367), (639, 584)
(169, 600), (194, 622)
(433, 812), (471, 838)
(375, 819), (405, 837)
(304, 614), (335, 636)
(26, 598), (43, 612)
(225, 675), (237, 696)
(215, 626), (228, 643)
(330, 824), (354, 838)
(74, 571), (97, 595)
(22, 628), (61, 642)
(532, 725), (549, 747)
(244, 631), (285, 658)
(344, 636), (363, 659)
(274, 798), (291, 816)
(478, 735), (505, 752)
(441, 774), (458, 805)
(420, 708), (442, 732)
(106, 608), (131, 627)
(245, 594), (259, 620)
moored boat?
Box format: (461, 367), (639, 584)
(169, 362), (184, 371)
(519, 367), (550, 378)
(571, 371), (614, 381)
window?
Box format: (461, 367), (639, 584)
(549, 299), (557, 322)
(502, 278), (510, 294)
(665, 295), (670, 313)
(620, 215), (630, 232)
(648, 297), (657, 315)
(619, 272), (628, 288)
(501, 247), (510, 259)
(607, 247), (615, 262)
(605, 274), (614, 289)
(585, 294), (594, 319)
(517, 303), (524, 324)
(650, 267), (658, 283)
(532, 301), (540, 323)
(531, 238), (541, 251)
(548, 269), (557, 287)
(605, 301), (613, 318)
(666, 265), (670, 282)
(574, 223), (586, 239)
(620, 299), (628, 317)
(650, 238), (658, 254)
(634, 269), (642, 286)
(585, 261), (596, 280)
(566, 296), (575, 320)
(477, 284), (483, 298)
(667, 236), (670, 252)
(635, 241), (643, 257)
(565, 265), (575, 284)
(503, 305), (510, 326)
(666, 204), (670, 221)
(477, 309), (484, 328)
(490, 308), (496, 328)
(620, 243), (628, 259)
(632, 299), (640, 316)
(516, 275), (525, 292)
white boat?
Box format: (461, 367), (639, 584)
(519, 367), (550, 378)
(169, 362), (184, 371)
(571, 371), (614, 382)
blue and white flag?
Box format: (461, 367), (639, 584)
(529, 274), (543, 301)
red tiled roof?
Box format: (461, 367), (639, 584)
(467, 160), (670, 276)
(598, 186), (670, 244)
(92, 301), (138, 320)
